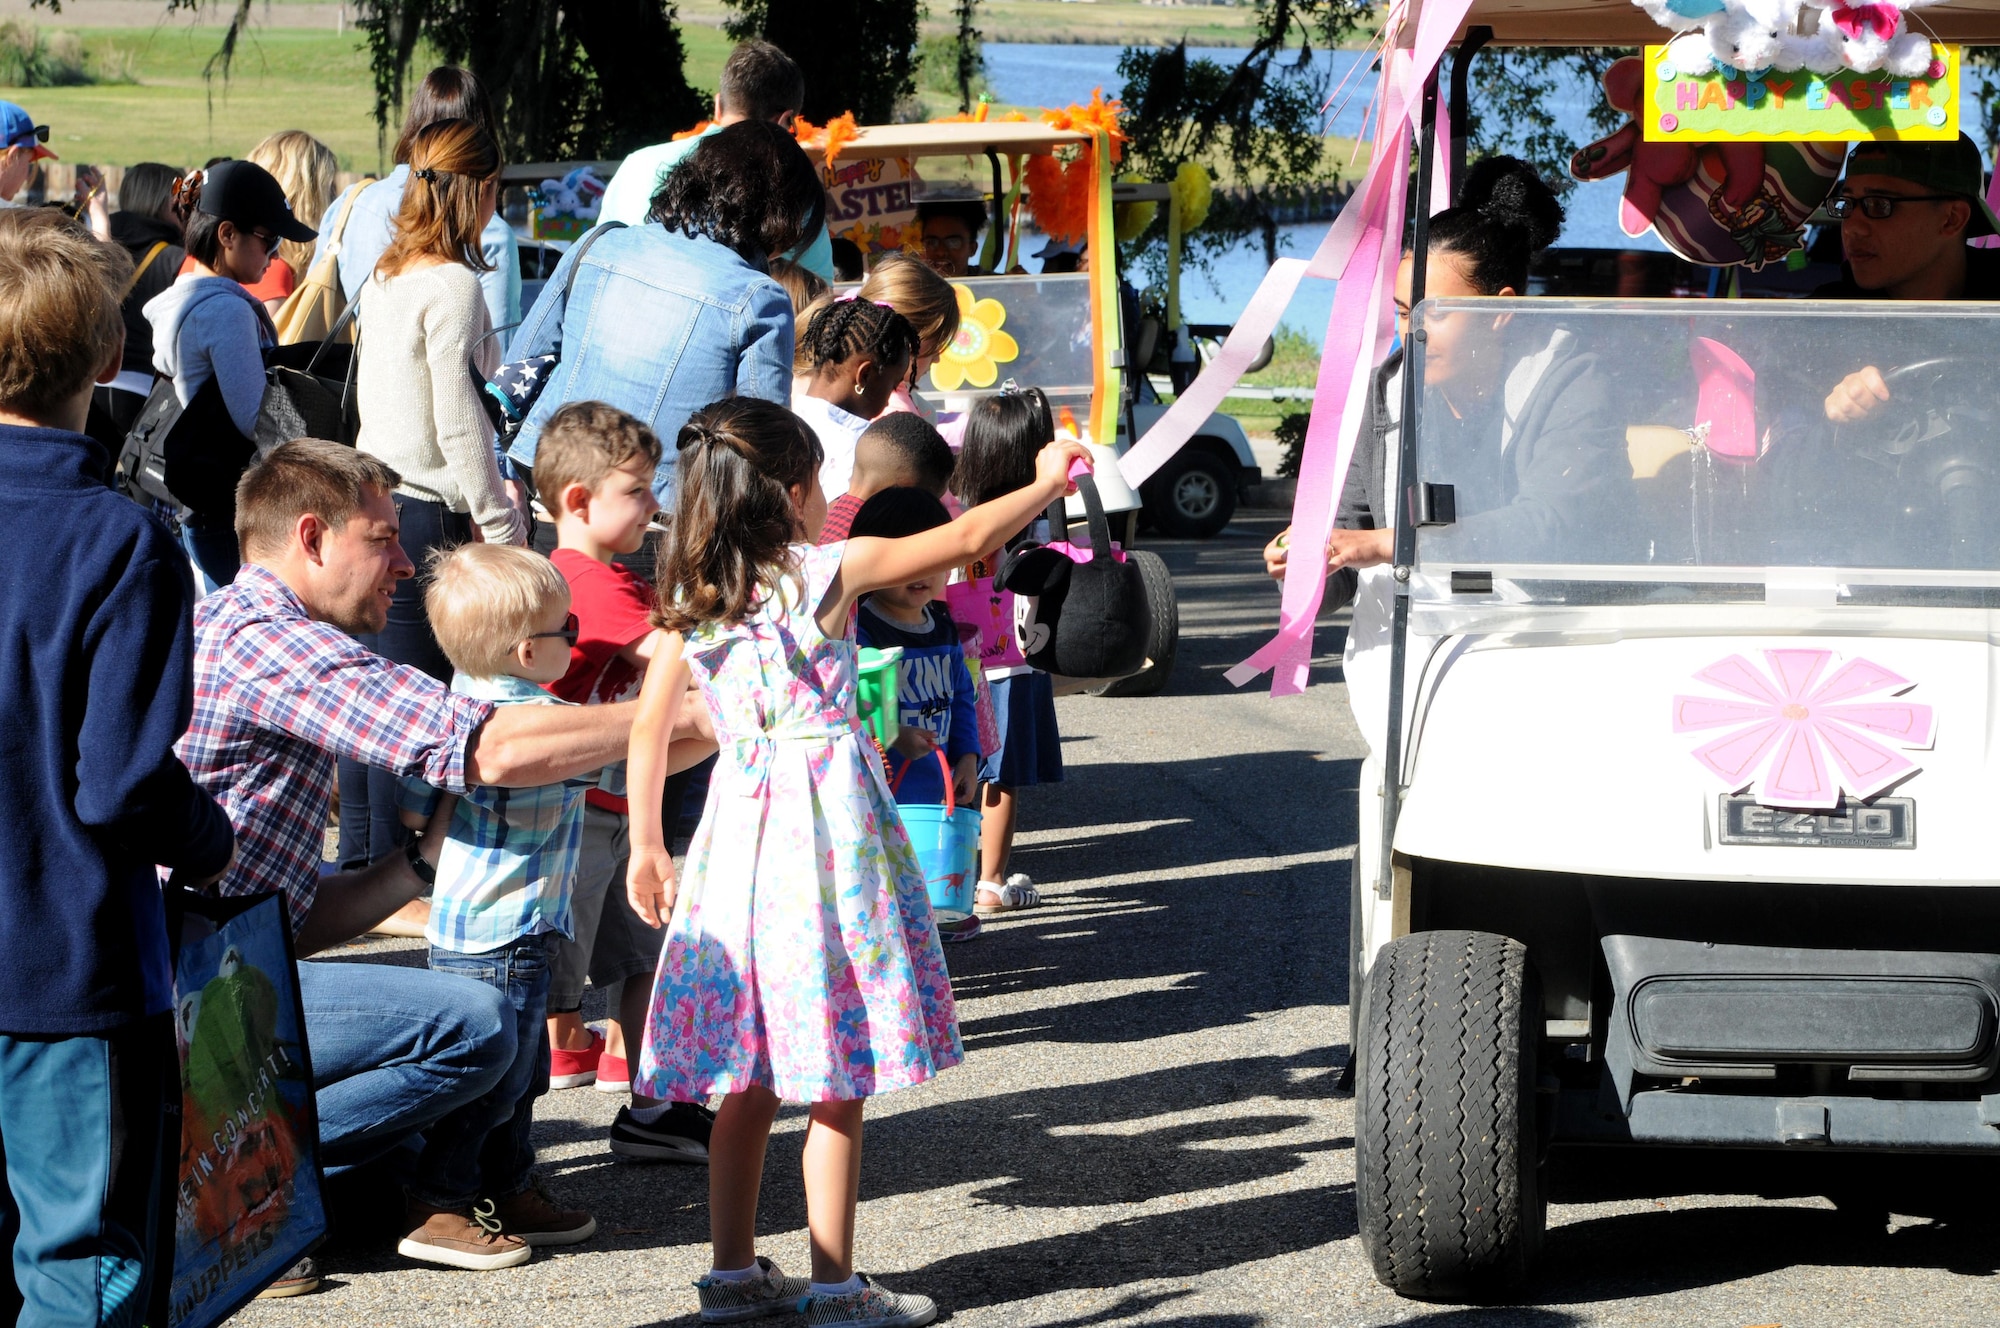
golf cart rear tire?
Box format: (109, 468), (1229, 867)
(1144, 448), (1236, 539)
(1356, 929), (1545, 1300)
(1093, 549), (1179, 697)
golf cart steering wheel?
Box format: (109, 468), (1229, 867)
(1869, 357), (2000, 567)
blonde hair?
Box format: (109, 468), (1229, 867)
(858, 253), (960, 358)
(533, 400), (662, 513)
(792, 254), (959, 375)
(425, 544), (570, 679)
(0, 209), (130, 416)
(248, 130), (337, 281)
(377, 118), (500, 281)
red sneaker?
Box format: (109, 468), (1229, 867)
(594, 1051), (631, 1095)
(550, 1030), (603, 1089)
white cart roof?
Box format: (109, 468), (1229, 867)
(1421, 0), (2000, 44)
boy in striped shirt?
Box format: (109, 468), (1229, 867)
(393, 543), (598, 1265)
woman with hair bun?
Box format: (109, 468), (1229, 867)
(1263, 155), (1625, 884)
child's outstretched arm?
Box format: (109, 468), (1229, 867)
(819, 439), (1093, 635)
(626, 630), (691, 929)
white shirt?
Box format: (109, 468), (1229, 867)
(793, 394), (872, 500)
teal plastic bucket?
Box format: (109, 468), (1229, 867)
(901, 803), (982, 922)
(894, 753), (981, 923)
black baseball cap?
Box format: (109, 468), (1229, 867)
(1834, 133), (2000, 237)
(193, 159), (317, 243)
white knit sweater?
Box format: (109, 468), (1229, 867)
(356, 262), (522, 545)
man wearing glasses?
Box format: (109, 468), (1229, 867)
(919, 198), (988, 278)
(1817, 134), (2000, 421)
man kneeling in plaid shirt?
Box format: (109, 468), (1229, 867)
(395, 544), (599, 1266)
(179, 441), (715, 1282)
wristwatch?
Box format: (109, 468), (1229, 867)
(405, 835), (437, 887)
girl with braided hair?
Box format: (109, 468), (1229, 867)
(792, 295), (919, 501)
(624, 396), (1092, 1326)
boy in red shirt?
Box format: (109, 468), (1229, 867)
(536, 401), (713, 1163)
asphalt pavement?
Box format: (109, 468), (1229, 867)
(242, 512), (2000, 1328)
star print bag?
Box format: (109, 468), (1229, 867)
(478, 221), (625, 444)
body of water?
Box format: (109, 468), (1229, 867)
(980, 41), (1995, 342)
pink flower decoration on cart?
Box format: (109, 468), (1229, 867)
(1671, 649), (1935, 809)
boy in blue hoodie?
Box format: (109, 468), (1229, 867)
(851, 487), (981, 939)
(0, 208), (235, 1326)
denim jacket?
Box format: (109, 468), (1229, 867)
(504, 224), (795, 505)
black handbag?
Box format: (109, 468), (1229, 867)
(120, 302), (361, 515)
(996, 472), (1152, 679)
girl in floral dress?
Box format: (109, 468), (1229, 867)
(623, 397), (1089, 1328)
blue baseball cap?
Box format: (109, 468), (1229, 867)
(0, 102), (54, 161)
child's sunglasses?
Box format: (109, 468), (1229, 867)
(526, 612), (580, 648)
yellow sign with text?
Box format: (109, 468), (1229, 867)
(1642, 43), (1959, 142)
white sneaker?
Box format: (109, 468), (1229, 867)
(695, 1256), (811, 1322)
(805, 1275), (937, 1327)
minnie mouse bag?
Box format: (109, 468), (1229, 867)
(997, 470), (1151, 680)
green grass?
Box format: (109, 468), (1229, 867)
(1, 22), (737, 172)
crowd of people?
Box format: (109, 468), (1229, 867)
(0, 34), (1093, 1328)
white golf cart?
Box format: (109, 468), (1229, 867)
(1349, 0), (2000, 1300)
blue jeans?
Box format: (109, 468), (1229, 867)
(414, 936), (553, 1207)
(178, 520), (239, 597)
(299, 961), (513, 1177)
(335, 495), (469, 868)
(0, 1017), (172, 1328)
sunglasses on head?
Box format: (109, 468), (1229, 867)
(7, 123), (48, 149)
(526, 612), (580, 648)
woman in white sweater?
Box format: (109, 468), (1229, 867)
(346, 116), (524, 862)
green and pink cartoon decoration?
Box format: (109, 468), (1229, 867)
(1571, 0), (1961, 268)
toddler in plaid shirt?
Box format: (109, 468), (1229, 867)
(392, 543), (598, 1264)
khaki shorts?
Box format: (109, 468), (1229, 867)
(549, 801), (665, 1013)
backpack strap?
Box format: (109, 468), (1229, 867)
(122, 241), (167, 299)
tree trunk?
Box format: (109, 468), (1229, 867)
(565, 0), (706, 154)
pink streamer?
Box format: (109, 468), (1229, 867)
(1146, 0), (1476, 695)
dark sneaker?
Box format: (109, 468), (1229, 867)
(805, 1275), (937, 1327)
(255, 1255), (320, 1298)
(396, 1198), (532, 1271)
(610, 1101), (714, 1163)
(694, 1255), (811, 1323)
(491, 1176), (597, 1247)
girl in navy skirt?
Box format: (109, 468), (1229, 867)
(952, 388), (1065, 914)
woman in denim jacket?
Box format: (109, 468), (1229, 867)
(506, 121), (823, 509)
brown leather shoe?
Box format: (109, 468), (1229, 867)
(491, 1178), (597, 1247)
(396, 1198), (532, 1270)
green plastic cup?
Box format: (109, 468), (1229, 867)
(856, 646), (903, 747)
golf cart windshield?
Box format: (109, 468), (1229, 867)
(1407, 299), (2000, 623)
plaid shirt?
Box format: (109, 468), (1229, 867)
(176, 564), (494, 935)
(398, 674), (589, 954)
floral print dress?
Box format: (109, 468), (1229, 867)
(633, 542), (964, 1103)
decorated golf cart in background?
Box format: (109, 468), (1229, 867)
(819, 116), (1254, 693)
(1130, 0), (2000, 1302)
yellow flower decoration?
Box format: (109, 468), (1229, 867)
(1172, 162), (1213, 234)
(930, 283), (1019, 391)
(1113, 172), (1157, 243)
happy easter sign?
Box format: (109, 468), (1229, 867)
(1642, 43), (1959, 142)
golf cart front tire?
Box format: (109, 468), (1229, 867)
(1355, 929), (1545, 1300)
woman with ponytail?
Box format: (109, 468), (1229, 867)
(342, 117), (522, 866)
